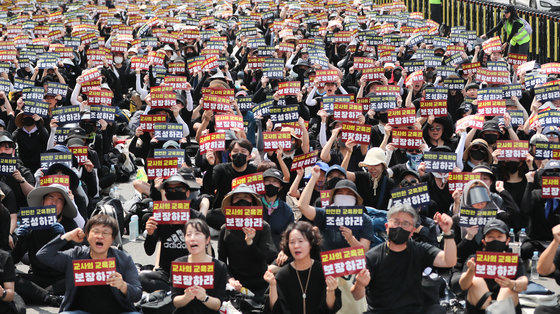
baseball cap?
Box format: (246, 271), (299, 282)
(483, 219), (508, 236)
(263, 168), (286, 183)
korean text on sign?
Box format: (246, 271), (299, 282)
(448, 172), (481, 193)
(391, 129), (423, 149)
(324, 206), (364, 229)
(390, 182), (431, 208)
(542, 177), (560, 198)
(534, 142), (560, 160)
(40, 175), (70, 188)
(262, 131), (291, 152)
(69, 146), (88, 165)
(171, 262), (214, 289)
(146, 157), (178, 180)
(231, 172), (265, 195)
(152, 201), (190, 224)
(20, 205), (57, 230)
(40, 152), (72, 169)
(423, 152), (457, 172)
(474, 251), (518, 279)
(321, 246), (366, 277)
(0, 156), (16, 175)
(290, 150), (319, 171)
(73, 258), (116, 286)
(340, 123), (372, 145)
(496, 140), (529, 161)
(459, 206), (497, 227)
(387, 108), (416, 126)
(140, 114), (167, 132)
(320, 190), (331, 207)
(214, 115), (244, 130)
(199, 132), (226, 154)
(224, 206), (263, 230)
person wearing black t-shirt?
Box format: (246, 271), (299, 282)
(351, 204), (456, 314)
(206, 139), (257, 230)
(0, 249), (17, 314)
(535, 224), (560, 314)
(459, 219), (527, 314)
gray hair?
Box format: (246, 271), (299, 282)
(387, 203), (419, 225)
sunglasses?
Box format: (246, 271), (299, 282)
(429, 126), (442, 132)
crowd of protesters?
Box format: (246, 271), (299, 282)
(0, 0), (560, 313)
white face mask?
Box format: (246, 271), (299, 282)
(433, 172), (449, 184)
(114, 56), (124, 64)
(333, 194), (356, 206)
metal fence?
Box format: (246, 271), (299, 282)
(400, 0), (560, 63)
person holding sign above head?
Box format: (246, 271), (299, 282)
(218, 184), (277, 300)
(36, 214), (142, 313)
(12, 183), (79, 307)
(350, 203), (456, 314)
(263, 221), (342, 314)
(171, 219), (228, 314)
(459, 219), (528, 314)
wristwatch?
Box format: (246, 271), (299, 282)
(442, 230), (455, 239)
(202, 295), (209, 303)
(1, 288), (6, 300)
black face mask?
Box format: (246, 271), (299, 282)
(384, 70), (392, 80)
(0, 153), (11, 158)
(483, 134), (498, 145)
(264, 184), (280, 197)
(388, 227), (410, 245)
(485, 240), (507, 252)
(185, 52), (197, 59)
(326, 177), (342, 190)
(471, 149), (487, 161)
(505, 161), (519, 174)
(233, 199), (252, 207)
(378, 113), (388, 124)
(165, 191), (187, 200)
(22, 117), (35, 126)
(231, 153), (247, 167)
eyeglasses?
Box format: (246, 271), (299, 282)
(408, 149), (422, 154)
(429, 126), (442, 132)
(91, 230), (112, 238)
(389, 218), (414, 229)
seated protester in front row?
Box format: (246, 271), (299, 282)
(535, 224), (560, 314)
(0, 248), (18, 314)
(172, 219), (228, 314)
(459, 219), (528, 314)
(218, 184), (277, 299)
(351, 204), (457, 314)
(298, 165), (375, 251)
(36, 214), (142, 313)
(263, 221), (342, 314)
(141, 175), (209, 293)
(12, 184), (79, 307)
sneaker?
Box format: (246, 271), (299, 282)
(44, 294), (63, 307)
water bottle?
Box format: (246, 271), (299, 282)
(531, 251), (539, 281)
(508, 228), (519, 254)
(129, 215), (139, 242)
(109, 186), (118, 199)
(518, 228), (527, 244)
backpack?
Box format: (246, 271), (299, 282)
(91, 196), (126, 248)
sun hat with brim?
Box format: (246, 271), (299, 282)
(66, 127), (89, 140)
(544, 159), (560, 171)
(529, 133), (548, 145)
(483, 219), (508, 236)
(280, 127), (302, 140)
(66, 137), (85, 147)
(27, 184), (77, 218)
(163, 140), (180, 149)
(15, 112), (43, 128)
(262, 168), (287, 184)
(359, 147), (387, 167)
(463, 139), (493, 164)
(472, 164), (496, 182)
(221, 184), (262, 210)
(163, 175), (191, 189)
(329, 179), (363, 205)
(178, 168), (201, 190)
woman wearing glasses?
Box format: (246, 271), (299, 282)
(36, 214), (142, 313)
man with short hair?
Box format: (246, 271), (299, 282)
(351, 204), (456, 314)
